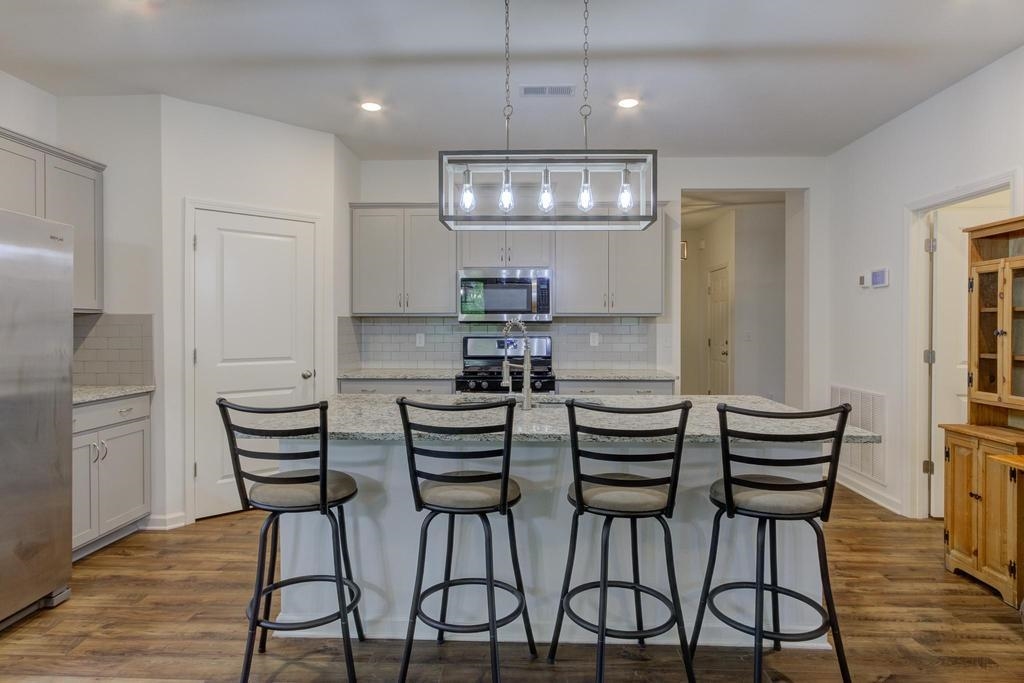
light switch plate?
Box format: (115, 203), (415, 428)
(415, 333), (425, 347)
(590, 332), (600, 347)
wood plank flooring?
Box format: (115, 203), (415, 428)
(1, 486), (1023, 682)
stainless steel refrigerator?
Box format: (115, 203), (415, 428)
(0, 208), (73, 629)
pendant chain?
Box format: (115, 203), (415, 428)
(503, 0), (513, 151)
(579, 0), (591, 150)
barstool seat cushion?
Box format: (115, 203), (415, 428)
(420, 470), (521, 509)
(249, 469), (357, 508)
(709, 474), (823, 515)
(567, 472), (669, 512)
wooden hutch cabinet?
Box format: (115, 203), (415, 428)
(941, 215), (1024, 607)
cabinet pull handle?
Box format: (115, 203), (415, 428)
(118, 407), (134, 415)
(99, 440), (109, 461)
(604, 293), (608, 309)
(635, 389), (653, 395)
(415, 388), (433, 394)
(91, 442), (99, 463)
(398, 292), (403, 308)
(499, 247), (505, 263)
(406, 293), (410, 308)
(579, 389), (596, 394)
(507, 247), (511, 263)
(360, 388), (377, 394)
(611, 293), (615, 308)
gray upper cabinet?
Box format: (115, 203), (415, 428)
(351, 205), (456, 315)
(0, 127), (105, 312)
(459, 230), (552, 268)
(555, 229), (610, 314)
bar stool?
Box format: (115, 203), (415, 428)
(689, 403), (853, 683)
(216, 399), (364, 683)
(396, 396), (537, 683)
(547, 399), (696, 683)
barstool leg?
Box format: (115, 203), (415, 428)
(546, 513), (580, 664)
(437, 513), (456, 644)
(327, 509), (358, 682)
(690, 506), (725, 659)
(480, 513), (501, 683)
(337, 505), (366, 642)
(399, 511), (438, 683)
(630, 517), (646, 648)
(809, 519), (852, 683)
(595, 516), (614, 683)
(768, 518), (781, 652)
(656, 515), (696, 683)
(753, 517), (768, 683)
(505, 508), (538, 658)
(257, 516), (279, 654)
(241, 513), (275, 683)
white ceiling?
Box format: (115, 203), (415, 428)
(2, 1), (1024, 159)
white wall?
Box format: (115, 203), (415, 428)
(828, 44), (1024, 516)
(0, 69), (56, 144)
(159, 96), (338, 526)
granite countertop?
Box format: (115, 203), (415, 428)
(556, 369), (677, 381)
(244, 393), (880, 444)
(73, 385), (156, 406)
(338, 368), (456, 380)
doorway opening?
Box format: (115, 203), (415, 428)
(680, 190), (788, 399)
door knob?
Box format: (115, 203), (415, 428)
(722, 351), (729, 356)
(301, 370), (313, 379)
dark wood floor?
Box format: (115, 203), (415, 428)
(0, 486), (1022, 682)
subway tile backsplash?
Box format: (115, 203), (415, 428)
(338, 316), (657, 370)
(73, 313), (154, 386)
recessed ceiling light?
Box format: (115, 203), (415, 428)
(360, 102), (383, 112)
(617, 98), (640, 109)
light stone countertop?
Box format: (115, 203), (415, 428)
(555, 369), (677, 381)
(338, 368), (456, 380)
(243, 393), (880, 444)
(337, 368), (678, 381)
(73, 385), (156, 406)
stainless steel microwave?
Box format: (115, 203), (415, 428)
(457, 267), (552, 323)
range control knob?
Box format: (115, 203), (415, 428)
(468, 380), (477, 389)
(534, 380), (543, 390)
(481, 381), (489, 390)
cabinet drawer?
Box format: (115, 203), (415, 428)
(556, 380), (675, 396)
(73, 395), (151, 434)
(338, 379), (454, 396)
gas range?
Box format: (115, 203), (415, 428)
(455, 335), (556, 394)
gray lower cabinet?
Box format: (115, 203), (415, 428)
(556, 379), (675, 396)
(72, 396), (151, 553)
(0, 126), (105, 312)
(338, 378), (454, 395)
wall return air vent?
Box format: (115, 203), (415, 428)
(520, 85), (575, 97)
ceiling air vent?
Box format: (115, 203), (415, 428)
(520, 85), (575, 97)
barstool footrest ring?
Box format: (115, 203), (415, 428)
(563, 580), (677, 640)
(246, 574), (362, 631)
(707, 581), (830, 642)
(416, 577), (526, 634)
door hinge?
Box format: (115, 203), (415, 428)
(923, 349), (936, 364)
(943, 528), (949, 545)
(193, 234), (197, 251)
(968, 277), (974, 293)
(924, 237), (937, 253)
(193, 462), (198, 478)
(1011, 468), (1018, 483)
(944, 446), (950, 462)
(1010, 560), (1017, 578)
(922, 460), (935, 475)
(968, 372), (974, 388)
(193, 348), (197, 365)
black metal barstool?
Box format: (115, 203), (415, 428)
(396, 396), (537, 683)
(547, 399), (696, 683)
(216, 399), (364, 683)
(689, 402), (853, 683)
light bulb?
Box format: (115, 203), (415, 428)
(498, 168), (515, 213)
(459, 169), (476, 212)
(577, 169), (595, 213)
(537, 168), (555, 213)
(617, 168), (634, 211)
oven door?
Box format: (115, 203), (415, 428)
(458, 268), (551, 322)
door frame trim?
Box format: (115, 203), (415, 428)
(706, 262), (732, 394)
(182, 197), (327, 524)
(904, 169), (1023, 519)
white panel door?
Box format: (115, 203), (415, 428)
(71, 433), (99, 549)
(554, 231), (609, 314)
(0, 136), (44, 216)
(194, 209), (316, 518)
(708, 265), (731, 394)
(352, 207), (405, 313)
(404, 209), (456, 314)
(610, 216), (664, 314)
(97, 420), (150, 534)
(931, 204), (1010, 516)
(460, 230), (506, 267)
(505, 231), (553, 267)
(45, 157), (103, 311)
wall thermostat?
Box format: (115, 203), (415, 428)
(870, 268), (889, 288)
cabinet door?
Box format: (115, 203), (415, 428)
(979, 447), (1019, 603)
(609, 216), (664, 314)
(71, 432), (99, 549)
(404, 209), (456, 314)
(459, 231), (506, 267)
(505, 231), (553, 267)
(0, 136), (44, 216)
(352, 208), (405, 314)
(97, 420), (150, 535)
(945, 433), (978, 569)
(1002, 259), (1024, 407)
(970, 263), (1002, 402)
(554, 231), (609, 314)
(45, 156), (103, 311)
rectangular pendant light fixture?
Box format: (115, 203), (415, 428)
(438, 149), (657, 231)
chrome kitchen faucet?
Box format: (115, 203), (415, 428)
(501, 318), (533, 410)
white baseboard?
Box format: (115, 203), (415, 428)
(73, 522), (142, 561)
(139, 511), (188, 531)
(837, 470), (903, 515)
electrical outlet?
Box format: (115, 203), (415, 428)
(590, 332), (600, 347)
(415, 333), (425, 347)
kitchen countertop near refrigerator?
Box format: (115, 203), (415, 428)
(73, 385), (156, 406)
(337, 368), (677, 381)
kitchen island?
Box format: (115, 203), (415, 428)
(257, 394), (878, 649)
